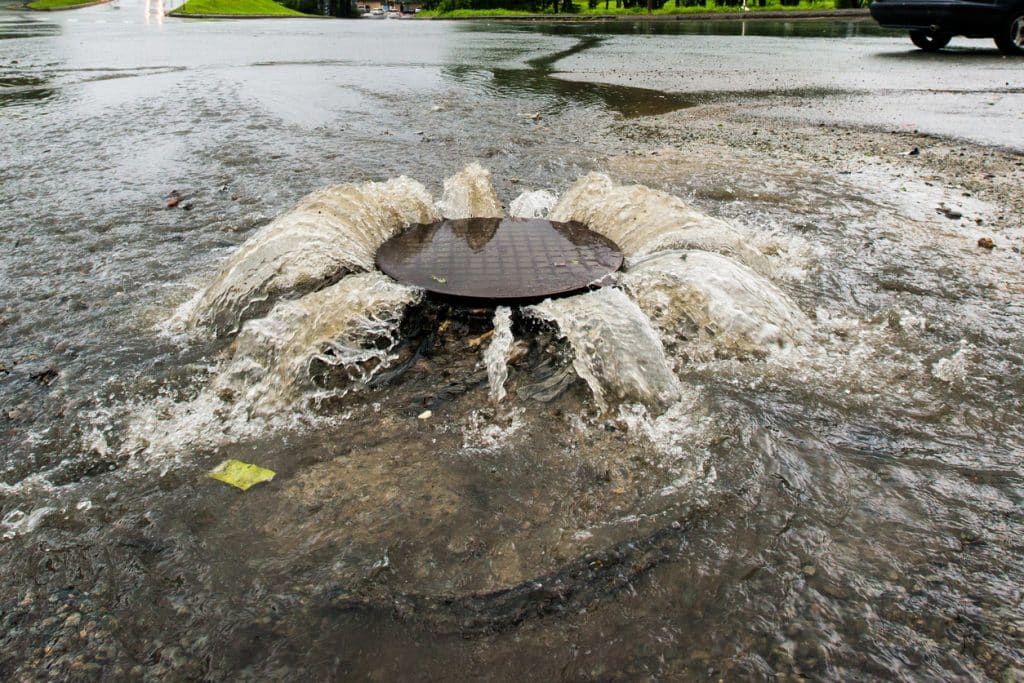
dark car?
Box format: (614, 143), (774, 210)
(870, 0), (1024, 54)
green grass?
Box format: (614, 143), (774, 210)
(417, 7), (539, 15)
(419, 0), (836, 16)
(576, 0), (834, 13)
(27, 0), (102, 9)
(173, 0), (309, 15)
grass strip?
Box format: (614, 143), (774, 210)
(418, 0), (837, 17)
(173, 0), (309, 16)
(28, 0), (105, 9)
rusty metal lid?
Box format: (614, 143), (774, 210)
(375, 218), (623, 302)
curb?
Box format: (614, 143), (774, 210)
(26, 0), (112, 11)
(420, 8), (871, 21)
(167, 10), (326, 17)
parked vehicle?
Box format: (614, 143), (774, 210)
(870, 0), (1024, 54)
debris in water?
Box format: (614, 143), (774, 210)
(938, 205), (962, 220)
(467, 329), (494, 349)
(209, 459), (276, 491)
(28, 365), (58, 386)
(977, 237), (994, 249)
(417, 410), (432, 420)
(431, 274), (447, 284)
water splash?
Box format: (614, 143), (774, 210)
(549, 173), (772, 274)
(189, 177), (437, 336)
(218, 272), (421, 415)
(528, 288), (679, 412)
(622, 251), (809, 359)
(509, 189), (558, 219)
(460, 406), (527, 454)
(436, 162), (504, 219)
(484, 306), (515, 403)
(124, 273), (419, 461)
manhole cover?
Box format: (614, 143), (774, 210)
(376, 218), (623, 302)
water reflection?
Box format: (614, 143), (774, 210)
(0, 14), (60, 40)
(445, 36), (696, 118)
(144, 0), (164, 25)
(376, 217), (623, 300)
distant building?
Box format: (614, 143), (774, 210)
(359, 0), (422, 11)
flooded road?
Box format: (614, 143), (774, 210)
(1, 3), (1023, 680)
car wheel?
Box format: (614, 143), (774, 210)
(994, 13), (1024, 55)
(909, 30), (952, 51)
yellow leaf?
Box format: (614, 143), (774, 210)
(209, 459), (275, 491)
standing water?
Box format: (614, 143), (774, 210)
(1, 3), (1022, 681)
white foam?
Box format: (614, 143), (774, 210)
(932, 341), (976, 385)
(2, 507), (55, 540)
(509, 189), (558, 219)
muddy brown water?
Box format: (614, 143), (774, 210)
(1, 4), (1022, 680)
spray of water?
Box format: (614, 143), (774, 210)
(125, 273), (419, 460)
(216, 272), (421, 414)
(189, 177), (437, 336)
(146, 166), (809, 459)
(484, 306), (515, 403)
(622, 251), (809, 359)
(528, 288), (680, 412)
(549, 173), (772, 274)
(436, 162), (504, 219)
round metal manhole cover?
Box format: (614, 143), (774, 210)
(376, 218), (624, 302)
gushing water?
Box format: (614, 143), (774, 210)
(509, 189), (558, 219)
(549, 173), (773, 274)
(484, 306), (514, 403)
(219, 272), (420, 414)
(529, 288), (680, 412)
(436, 162), (504, 219)
(125, 273), (419, 460)
(189, 177), (437, 337)
(622, 250), (809, 359)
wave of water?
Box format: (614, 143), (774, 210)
(149, 165), (813, 447)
